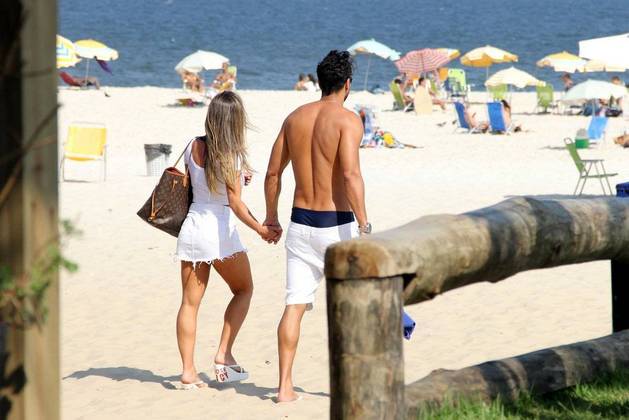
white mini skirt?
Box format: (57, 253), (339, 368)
(175, 203), (246, 265)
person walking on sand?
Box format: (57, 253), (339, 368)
(263, 50), (371, 402)
(174, 91), (280, 389)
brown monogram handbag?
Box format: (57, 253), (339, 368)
(137, 140), (194, 237)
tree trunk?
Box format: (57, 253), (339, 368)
(325, 197), (629, 305)
(327, 276), (404, 420)
(405, 330), (629, 416)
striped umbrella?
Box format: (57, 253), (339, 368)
(394, 49), (451, 76)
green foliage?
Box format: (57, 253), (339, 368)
(0, 220), (79, 329)
(418, 369), (629, 419)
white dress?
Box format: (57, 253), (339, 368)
(175, 139), (246, 265)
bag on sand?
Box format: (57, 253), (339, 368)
(137, 141), (193, 237)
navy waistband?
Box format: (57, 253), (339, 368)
(290, 207), (355, 228)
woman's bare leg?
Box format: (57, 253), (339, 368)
(212, 252), (253, 366)
(177, 261), (210, 384)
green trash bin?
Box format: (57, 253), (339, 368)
(575, 128), (589, 149)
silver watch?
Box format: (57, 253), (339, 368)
(358, 222), (372, 234)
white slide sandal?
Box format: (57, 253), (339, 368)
(177, 380), (207, 390)
(214, 364), (249, 383)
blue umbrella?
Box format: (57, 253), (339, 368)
(347, 39), (401, 90)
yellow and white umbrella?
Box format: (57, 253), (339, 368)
(56, 35), (80, 68)
(74, 39), (118, 81)
(74, 39), (119, 61)
(536, 51), (587, 73)
(437, 48), (460, 60)
(461, 45), (518, 79)
(485, 67), (545, 89)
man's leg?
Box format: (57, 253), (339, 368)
(277, 303), (308, 402)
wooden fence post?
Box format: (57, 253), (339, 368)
(327, 276), (404, 420)
(1, 1), (59, 419)
(612, 260), (629, 333)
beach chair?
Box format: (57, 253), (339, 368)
(488, 84), (507, 101)
(447, 69), (468, 99)
(487, 102), (513, 134)
(413, 87), (432, 115)
(59, 71), (83, 88)
(564, 138), (616, 195)
(389, 81), (413, 112)
(61, 122), (107, 181)
(453, 102), (482, 133)
(587, 115), (608, 145)
(534, 84), (557, 114)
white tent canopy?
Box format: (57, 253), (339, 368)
(579, 33), (629, 70)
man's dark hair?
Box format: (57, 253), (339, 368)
(316, 50), (353, 96)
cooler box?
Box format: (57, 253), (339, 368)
(575, 128), (589, 149)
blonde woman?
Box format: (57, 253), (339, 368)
(175, 91), (279, 389)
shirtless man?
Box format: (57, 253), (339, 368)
(263, 50), (370, 402)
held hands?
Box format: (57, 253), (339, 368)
(258, 222), (282, 244)
(259, 217), (283, 244)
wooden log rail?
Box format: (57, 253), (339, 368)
(324, 196), (629, 419)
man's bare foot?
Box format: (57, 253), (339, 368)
(277, 389), (301, 403)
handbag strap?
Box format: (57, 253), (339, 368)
(173, 137), (202, 168)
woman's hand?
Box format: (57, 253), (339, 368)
(244, 171), (253, 186)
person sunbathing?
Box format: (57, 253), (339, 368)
(393, 78), (413, 106)
(419, 77), (446, 110)
(463, 104), (489, 132)
(501, 100), (522, 132)
(182, 71), (204, 93)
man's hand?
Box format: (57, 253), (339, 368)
(262, 218), (283, 244)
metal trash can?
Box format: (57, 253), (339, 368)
(144, 144), (172, 176)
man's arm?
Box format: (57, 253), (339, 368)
(264, 122), (290, 226)
(338, 113), (368, 227)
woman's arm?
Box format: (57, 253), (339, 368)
(227, 173), (278, 242)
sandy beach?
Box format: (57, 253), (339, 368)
(59, 87), (628, 419)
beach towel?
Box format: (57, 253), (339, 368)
(403, 311), (416, 340)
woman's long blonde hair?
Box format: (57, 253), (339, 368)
(203, 91), (251, 193)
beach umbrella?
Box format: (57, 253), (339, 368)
(347, 39), (400, 90)
(174, 50), (229, 74)
(536, 51), (587, 73)
(75, 39), (119, 81)
(56, 35), (80, 68)
(579, 33), (629, 70)
(460, 45), (518, 79)
(394, 49), (451, 76)
(485, 67), (545, 89)
(437, 48), (460, 60)
(562, 79), (627, 102)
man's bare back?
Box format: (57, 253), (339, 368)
(283, 100), (363, 212)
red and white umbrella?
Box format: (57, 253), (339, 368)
(394, 49), (451, 75)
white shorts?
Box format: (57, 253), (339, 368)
(285, 221), (358, 310)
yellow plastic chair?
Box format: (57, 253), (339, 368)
(61, 122), (107, 181)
